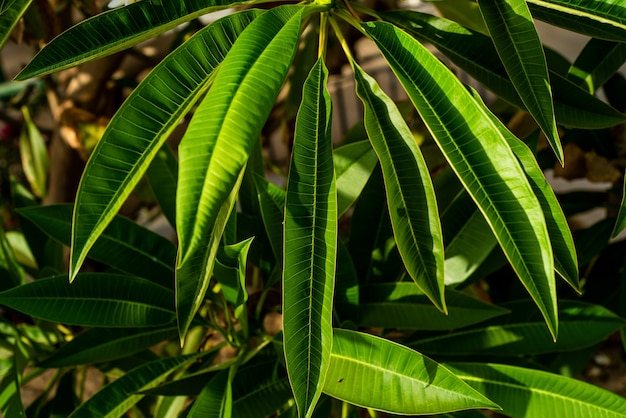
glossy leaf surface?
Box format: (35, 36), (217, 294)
(479, 0), (561, 162)
(68, 10), (261, 281)
(381, 10), (626, 129)
(0, 274), (175, 327)
(364, 21), (557, 338)
(447, 362), (626, 417)
(333, 140), (378, 216)
(568, 39), (626, 93)
(283, 58), (336, 418)
(353, 62), (445, 312)
(188, 370), (232, 417)
(15, 0), (250, 79)
(324, 329), (498, 414)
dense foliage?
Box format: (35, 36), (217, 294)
(2, 0), (626, 416)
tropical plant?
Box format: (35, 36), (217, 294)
(2, 0), (626, 416)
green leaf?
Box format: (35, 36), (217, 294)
(568, 39), (626, 93)
(411, 300), (625, 356)
(468, 92), (579, 291)
(38, 327), (178, 368)
(19, 107), (49, 198)
(0, 337), (27, 418)
(0, 0), (32, 50)
(352, 62), (445, 312)
(146, 143), (178, 227)
(188, 369), (232, 417)
(68, 10), (261, 281)
(613, 174), (626, 238)
(14, 0), (253, 79)
(333, 140), (378, 216)
(324, 329), (499, 415)
(364, 21), (558, 339)
(527, 0), (626, 42)
(283, 57), (336, 418)
(359, 283), (508, 330)
(0, 273), (175, 327)
(214, 237), (253, 324)
(478, 0), (561, 163)
(446, 362), (626, 417)
(18, 204), (175, 287)
(0, 226), (24, 291)
(177, 5), (304, 263)
(381, 10), (626, 129)
(69, 353), (204, 418)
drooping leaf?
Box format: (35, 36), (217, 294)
(568, 38), (626, 93)
(478, 0), (561, 163)
(175, 5), (306, 341)
(358, 283), (508, 330)
(324, 329), (499, 415)
(352, 62), (445, 312)
(527, 0), (626, 42)
(38, 327), (178, 368)
(188, 369), (232, 417)
(19, 106), (49, 198)
(69, 353), (205, 418)
(333, 140), (378, 216)
(380, 10), (626, 129)
(411, 300), (625, 356)
(14, 0), (257, 79)
(467, 91), (579, 291)
(68, 10), (262, 281)
(0, 0), (32, 50)
(18, 204), (175, 287)
(0, 274), (175, 327)
(364, 21), (558, 338)
(446, 362), (626, 417)
(283, 57), (336, 418)
(146, 143), (178, 227)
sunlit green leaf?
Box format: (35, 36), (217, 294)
(479, 0), (561, 163)
(68, 10), (261, 282)
(333, 140), (377, 216)
(364, 21), (558, 338)
(353, 62), (445, 312)
(0, 0), (31, 50)
(147, 143), (178, 228)
(324, 329), (499, 414)
(188, 369), (232, 417)
(568, 39), (626, 93)
(19, 106), (49, 198)
(283, 57), (336, 418)
(447, 362), (626, 417)
(254, 174), (286, 262)
(0, 337), (27, 418)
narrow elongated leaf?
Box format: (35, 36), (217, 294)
(364, 21), (557, 338)
(468, 92), (579, 290)
(214, 238), (253, 309)
(283, 57), (336, 418)
(359, 283), (508, 330)
(0, 274), (175, 327)
(411, 300), (625, 356)
(146, 143), (178, 227)
(446, 362), (626, 417)
(0, 0), (31, 50)
(528, 0), (626, 42)
(188, 370), (232, 417)
(333, 140), (378, 216)
(69, 353), (204, 418)
(0, 226), (23, 291)
(324, 329), (498, 414)
(254, 174), (286, 262)
(612, 174), (626, 238)
(68, 10), (261, 281)
(479, 0), (561, 163)
(352, 62), (445, 312)
(38, 327), (178, 368)
(177, 5), (304, 262)
(19, 204), (175, 287)
(0, 338), (27, 418)
(568, 39), (626, 93)
(381, 10), (626, 129)
(15, 0), (254, 79)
